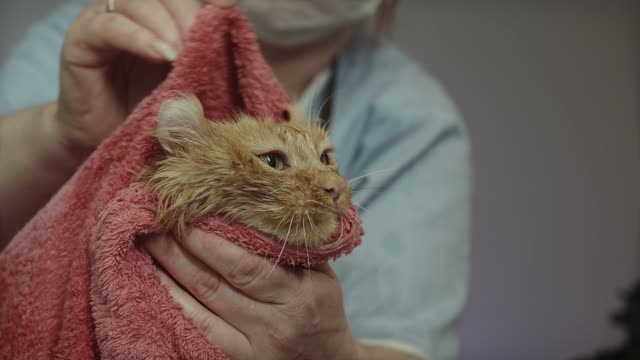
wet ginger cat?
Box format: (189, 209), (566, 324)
(140, 95), (351, 249)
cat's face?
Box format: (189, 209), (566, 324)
(151, 96), (351, 249)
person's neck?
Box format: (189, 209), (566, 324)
(259, 29), (354, 101)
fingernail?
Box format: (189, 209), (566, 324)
(153, 41), (178, 61)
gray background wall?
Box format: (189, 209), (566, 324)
(392, 2), (639, 359)
(1, 1), (638, 359)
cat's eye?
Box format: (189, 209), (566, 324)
(320, 151), (330, 165)
(258, 152), (287, 170)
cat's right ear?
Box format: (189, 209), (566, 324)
(157, 95), (206, 153)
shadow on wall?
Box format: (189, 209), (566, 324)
(575, 281), (640, 360)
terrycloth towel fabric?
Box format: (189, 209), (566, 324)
(0, 6), (362, 359)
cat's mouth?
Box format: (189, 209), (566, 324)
(270, 213), (338, 250)
(240, 181), (352, 250)
(270, 195), (351, 249)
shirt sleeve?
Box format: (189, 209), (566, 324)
(332, 64), (471, 360)
(0, 1), (85, 116)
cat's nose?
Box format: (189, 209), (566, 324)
(324, 180), (343, 202)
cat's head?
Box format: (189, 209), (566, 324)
(149, 95), (352, 249)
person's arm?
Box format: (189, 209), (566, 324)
(0, 103), (86, 247)
(0, 1), (87, 246)
(0, 0), (208, 247)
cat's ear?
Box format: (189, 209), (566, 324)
(281, 108), (292, 122)
(157, 95), (206, 153)
(281, 105), (306, 124)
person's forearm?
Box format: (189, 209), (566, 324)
(359, 343), (427, 360)
(0, 102), (84, 248)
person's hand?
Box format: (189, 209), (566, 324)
(54, 0), (235, 160)
(143, 229), (364, 360)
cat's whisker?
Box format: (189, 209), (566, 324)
(244, 208), (282, 213)
(267, 212), (290, 264)
(304, 102), (316, 126)
(347, 168), (396, 184)
(255, 192), (283, 202)
(305, 199), (338, 213)
(271, 211), (290, 239)
(349, 186), (384, 192)
(352, 203), (369, 214)
(295, 214), (304, 266)
(313, 93), (335, 128)
(305, 210), (318, 232)
(320, 118), (330, 132)
(301, 213), (311, 276)
(255, 194), (279, 202)
(294, 214), (300, 249)
(342, 208), (358, 225)
(263, 187), (287, 197)
(267, 214), (294, 279)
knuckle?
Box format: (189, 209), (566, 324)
(87, 13), (121, 42)
(94, 13), (150, 45)
(268, 322), (301, 354)
(266, 298), (322, 353)
(296, 296), (322, 331)
(62, 16), (101, 63)
(228, 252), (264, 288)
(289, 283), (323, 329)
(300, 296), (321, 321)
(191, 272), (222, 303)
(97, 12), (120, 31)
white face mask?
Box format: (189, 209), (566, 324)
(237, 0), (382, 47)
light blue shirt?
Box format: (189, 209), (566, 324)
(0, 2), (471, 359)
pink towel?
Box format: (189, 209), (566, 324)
(0, 6), (362, 359)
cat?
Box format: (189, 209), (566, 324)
(138, 95), (352, 250)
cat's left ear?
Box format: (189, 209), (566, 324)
(157, 95), (206, 153)
(281, 105), (306, 124)
(281, 107), (293, 123)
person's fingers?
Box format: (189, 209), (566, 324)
(108, 0), (182, 48)
(179, 229), (302, 303)
(155, 269), (253, 359)
(144, 233), (265, 326)
(160, 0), (201, 38)
(65, 7), (176, 65)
